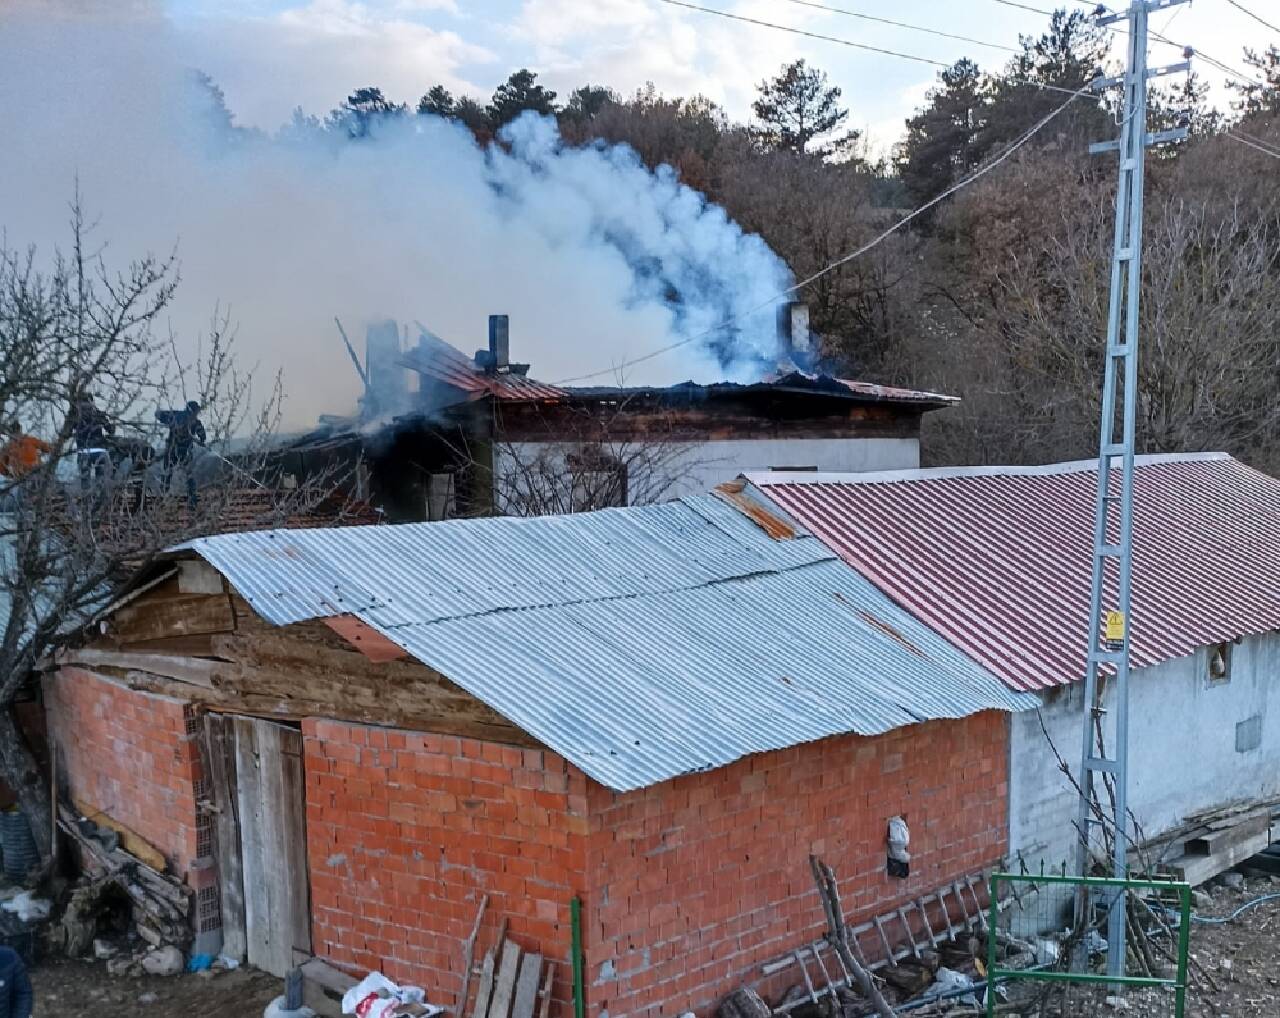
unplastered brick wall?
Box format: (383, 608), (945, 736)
(46, 667), (205, 877)
(303, 720), (587, 1012)
(582, 712), (1009, 1018)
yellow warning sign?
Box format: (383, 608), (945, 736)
(1104, 610), (1127, 644)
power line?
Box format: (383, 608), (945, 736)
(988, 0), (1056, 14)
(553, 85), (1090, 386)
(1223, 0), (1280, 36)
(990, 0), (1187, 51)
(777, 0), (1019, 53)
(1228, 130), (1280, 158)
(653, 0), (949, 68)
(654, 0), (1088, 95)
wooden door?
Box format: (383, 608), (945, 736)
(204, 714), (312, 976)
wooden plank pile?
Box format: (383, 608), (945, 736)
(469, 926), (555, 1018)
(56, 804), (191, 949)
(1145, 797), (1278, 886)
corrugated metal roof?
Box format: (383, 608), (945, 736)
(746, 452), (1280, 692)
(179, 495), (1034, 791)
(402, 333), (568, 403)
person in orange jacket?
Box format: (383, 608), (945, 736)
(0, 427), (51, 481)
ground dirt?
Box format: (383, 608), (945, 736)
(22, 877), (1280, 1018)
(31, 956), (280, 1017)
(994, 873), (1280, 1017)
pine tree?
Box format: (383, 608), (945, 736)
(418, 85), (455, 118)
(1229, 46), (1280, 117)
(488, 70), (558, 127)
(751, 59), (851, 157)
(897, 59), (989, 204)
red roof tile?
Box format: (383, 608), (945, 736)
(747, 453), (1280, 691)
(403, 333), (568, 403)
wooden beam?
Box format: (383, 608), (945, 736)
(70, 796), (168, 873)
(61, 649), (220, 688)
(110, 592), (236, 644)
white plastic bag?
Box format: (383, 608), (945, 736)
(931, 967), (977, 1008)
(886, 816), (910, 863)
(0, 890), (50, 922)
(342, 972), (440, 1018)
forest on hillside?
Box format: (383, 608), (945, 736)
(214, 9), (1280, 470)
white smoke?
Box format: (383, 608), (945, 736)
(0, 9), (792, 430)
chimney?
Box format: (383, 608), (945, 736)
(777, 301), (811, 364)
(488, 314), (510, 373)
(364, 318), (407, 417)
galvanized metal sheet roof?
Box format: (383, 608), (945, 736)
(747, 453), (1280, 692)
(181, 495), (1034, 791)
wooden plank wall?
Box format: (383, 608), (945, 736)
(66, 565), (538, 749)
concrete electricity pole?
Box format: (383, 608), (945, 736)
(1074, 0), (1190, 980)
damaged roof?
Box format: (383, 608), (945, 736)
(401, 331), (569, 403)
(746, 452), (1280, 692)
(177, 494), (1034, 791)
(562, 371), (958, 408)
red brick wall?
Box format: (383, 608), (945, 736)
(302, 720), (588, 1011)
(46, 667), (204, 877)
(582, 712), (1009, 1018)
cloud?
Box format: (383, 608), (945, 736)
(174, 0), (494, 127)
(0, 10), (793, 430)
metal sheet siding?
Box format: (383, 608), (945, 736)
(183, 495), (1034, 791)
(750, 454), (1280, 693)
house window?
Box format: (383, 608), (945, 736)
(568, 448), (627, 511)
(1207, 641), (1233, 685)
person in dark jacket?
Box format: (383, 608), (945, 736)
(157, 400), (207, 507)
(0, 946), (33, 1018)
(68, 393), (114, 490)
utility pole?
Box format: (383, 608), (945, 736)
(1074, 0), (1190, 980)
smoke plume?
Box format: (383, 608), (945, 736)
(0, 10), (793, 430)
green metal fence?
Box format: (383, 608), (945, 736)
(985, 872), (1191, 1018)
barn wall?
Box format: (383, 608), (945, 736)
(47, 667), (205, 877)
(580, 712), (1010, 1018)
(302, 719), (587, 1013)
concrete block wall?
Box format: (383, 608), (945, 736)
(302, 720), (587, 1011)
(46, 667), (205, 877)
(582, 712), (1010, 1018)
(1009, 631), (1280, 878)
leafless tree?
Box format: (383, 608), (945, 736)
(0, 202), (349, 869)
(908, 146), (1280, 470)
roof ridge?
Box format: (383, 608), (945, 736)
(746, 451), (1233, 487)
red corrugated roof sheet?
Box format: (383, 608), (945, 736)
(403, 333), (568, 402)
(747, 453), (1280, 692)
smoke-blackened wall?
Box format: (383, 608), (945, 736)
(0, 9), (793, 430)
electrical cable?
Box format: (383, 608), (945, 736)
(1233, 127), (1280, 154)
(776, 0), (1019, 53)
(653, 0), (950, 68)
(1223, 0), (1280, 36)
(553, 84), (1091, 385)
(1156, 892), (1280, 925)
(988, 0), (1055, 15)
(1228, 131), (1280, 158)
(652, 0), (1088, 95)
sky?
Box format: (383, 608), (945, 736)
(166, 0), (1276, 156)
